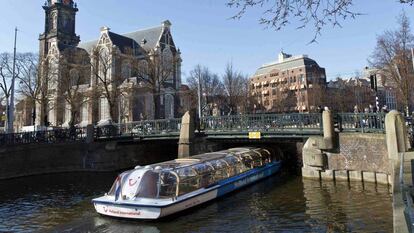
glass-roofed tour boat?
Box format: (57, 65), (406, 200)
(92, 147), (281, 219)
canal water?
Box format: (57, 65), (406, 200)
(0, 172), (392, 233)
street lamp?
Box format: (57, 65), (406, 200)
(365, 66), (379, 111)
(197, 75), (203, 119)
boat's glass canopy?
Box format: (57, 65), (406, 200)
(107, 148), (274, 200)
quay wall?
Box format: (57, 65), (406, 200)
(0, 139), (178, 180)
(302, 133), (392, 184)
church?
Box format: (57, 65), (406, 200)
(36, 0), (183, 127)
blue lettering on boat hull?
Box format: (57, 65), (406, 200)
(216, 162), (281, 197)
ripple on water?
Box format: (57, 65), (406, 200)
(0, 173), (392, 233)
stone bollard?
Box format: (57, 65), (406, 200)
(86, 124), (94, 144)
(320, 110), (335, 150)
(385, 110), (409, 160)
(302, 110), (335, 175)
(178, 111), (195, 158)
(302, 137), (326, 170)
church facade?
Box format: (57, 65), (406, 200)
(36, 0), (183, 127)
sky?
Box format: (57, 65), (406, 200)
(0, 0), (413, 82)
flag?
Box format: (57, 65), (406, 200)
(114, 171), (131, 201)
(114, 175), (122, 202)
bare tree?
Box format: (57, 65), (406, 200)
(0, 53), (21, 130)
(90, 47), (124, 122)
(187, 65), (225, 116)
(59, 49), (90, 127)
(325, 77), (375, 112)
(227, 0), (414, 42)
(270, 89), (297, 113)
(134, 50), (178, 119)
(222, 62), (249, 114)
(16, 53), (39, 125)
(370, 11), (414, 114)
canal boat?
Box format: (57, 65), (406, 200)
(92, 147), (281, 219)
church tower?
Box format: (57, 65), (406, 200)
(39, 0), (80, 58)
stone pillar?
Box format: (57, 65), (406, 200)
(178, 111), (195, 158)
(385, 110), (408, 160)
(86, 124), (95, 144)
(302, 110), (335, 178)
(320, 110), (334, 150)
(386, 111), (410, 233)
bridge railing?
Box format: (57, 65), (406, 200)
(0, 127), (87, 146)
(94, 118), (182, 138)
(200, 113), (323, 134)
(335, 113), (386, 133)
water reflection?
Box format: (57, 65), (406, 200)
(0, 172), (392, 233)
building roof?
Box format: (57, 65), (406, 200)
(108, 31), (142, 54)
(123, 26), (164, 52)
(254, 55), (321, 76)
(327, 77), (371, 88)
(77, 25), (164, 53)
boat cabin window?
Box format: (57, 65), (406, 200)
(222, 156), (239, 177)
(106, 148), (277, 199)
(135, 171), (159, 198)
(159, 171), (178, 198)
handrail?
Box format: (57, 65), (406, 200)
(336, 112), (386, 133)
(170, 171), (180, 199)
(0, 112), (389, 146)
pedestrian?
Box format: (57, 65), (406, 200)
(354, 105), (360, 128)
(354, 105), (359, 114)
(382, 105), (389, 113)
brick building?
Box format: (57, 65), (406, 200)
(326, 77), (376, 112)
(250, 52), (327, 113)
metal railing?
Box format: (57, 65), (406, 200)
(336, 113), (386, 133)
(94, 118), (182, 139)
(200, 113), (323, 135)
(0, 112), (389, 146)
(0, 127), (87, 146)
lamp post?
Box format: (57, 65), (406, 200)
(197, 73), (202, 119)
(365, 67), (379, 112)
(8, 27), (18, 133)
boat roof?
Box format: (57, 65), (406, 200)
(137, 147), (259, 172)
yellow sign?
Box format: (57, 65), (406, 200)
(249, 132), (261, 139)
(1, 116), (5, 121)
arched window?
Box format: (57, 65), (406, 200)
(121, 60), (131, 80)
(165, 94), (174, 119)
(162, 48), (173, 66)
(64, 102), (71, 124)
(162, 48), (174, 83)
(51, 12), (57, 30)
(98, 47), (110, 81)
(69, 68), (80, 86)
(80, 101), (88, 123)
(48, 58), (59, 90)
(137, 60), (149, 81)
(99, 97), (110, 121)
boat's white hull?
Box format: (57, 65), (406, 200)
(93, 161), (281, 219)
(94, 189), (219, 219)
(94, 202), (162, 219)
